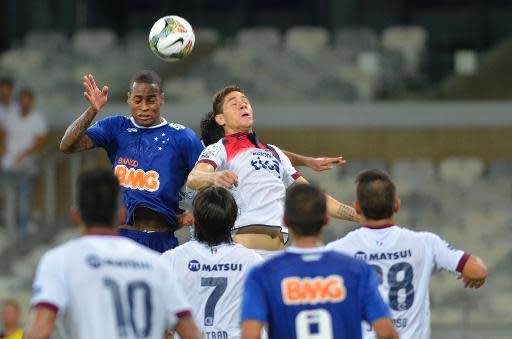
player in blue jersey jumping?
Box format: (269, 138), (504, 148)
(60, 72), (348, 253)
(241, 184), (398, 339)
(60, 71), (204, 252)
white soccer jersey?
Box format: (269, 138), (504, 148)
(162, 240), (263, 339)
(197, 132), (300, 234)
(31, 235), (191, 339)
(327, 225), (468, 339)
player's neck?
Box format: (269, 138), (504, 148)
(81, 226), (119, 236)
(224, 127), (253, 136)
(360, 217), (395, 229)
(292, 236), (324, 248)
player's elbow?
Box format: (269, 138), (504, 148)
(376, 327), (399, 339)
(59, 140), (72, 154)
(373, 318), (399, 339)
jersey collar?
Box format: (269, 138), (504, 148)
(130, 116), (168, 129)
(361, 224), (396, 229)
(286, 246), (329, 254)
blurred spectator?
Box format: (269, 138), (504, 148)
(1, 87), (47, 234)
(0, 77), (17, 121)
(0, 77), (16, 159)
(0, 300), (23, 339)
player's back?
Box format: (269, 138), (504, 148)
(327, 225), (466, 339)
(162, 240), (262, 339)
(32, 235), (187, 339)
(243, 247), (386, 339)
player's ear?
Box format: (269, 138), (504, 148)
(283, 215), (289, 227)
(117, 207), (128, 225)
(214, 113), (225, 126)
(126, 91), (131, 103)
(354, 201), (362, 215)
(393, 199), (401, 213)
(70, 207), (82, 226)
(323, 214), (330, 226)
(160, 92), (165, 105)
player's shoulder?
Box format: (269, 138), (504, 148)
(163, 240), (197, 257)
(327, 228), (364, 249)
(93, 114), (130, 128)
(231, 243), (264, 262)
(38, 237), (90, 266)
(200, 139), (225, 156)
(397, 226), (440, 242)
(166, 121), (195, 135)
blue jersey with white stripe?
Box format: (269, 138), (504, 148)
(86, 115), (203, 230)
(241, 247), (390, 339)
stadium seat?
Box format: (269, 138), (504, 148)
(236, 27), (281, 50)
(72, 29), (118, 58)
(284, 26), (330, 59)
(439, 157), (485, 188)
(381, 26), (427, 79)
(334, 27), (379, 61)
(24, 30), (69, 53)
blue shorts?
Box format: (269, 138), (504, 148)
(119, 228), (178, 253)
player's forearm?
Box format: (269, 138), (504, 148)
(327, 195), (359, 222)
(25, 308), (56, 339)
(186, 169), (215, 190)
(283, 150), (309, 167)
(60, 106), (97, 153)
(241, 321), (263, 339)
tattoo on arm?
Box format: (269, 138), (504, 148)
(336, 203), (357, 222)
(60, 107), (97, 153)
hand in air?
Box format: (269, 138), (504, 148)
(83, 74), (109, 113)
(213, 170), (238, 189)
(459, 276), (485, 289)
(308, 156), (347, 171)
(177, 211), (195, 227)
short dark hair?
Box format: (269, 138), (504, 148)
(211, 85), (245, 115)
(200, 111), (225, 146)
(19, 87), (34, 99)
(129, 70), (162, 93)
(356, 169), (396, 220)
(192, 187), (237, 246)
(0, 77), (13, 87)
(77, 169), (121, 227)
(285, 184), (327, 237)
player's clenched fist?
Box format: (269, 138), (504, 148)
(212, 170), (238, 189)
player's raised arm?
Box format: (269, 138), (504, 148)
(186, 162), (238, 190)
(283, 150), (347, 172)
(460, 254), (487, 288)
(295, 176), (359, 222)
(60, 74), (108, 154)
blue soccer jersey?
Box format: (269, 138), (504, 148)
(241, 247), (390, 339)
(86, 116), (203, 230)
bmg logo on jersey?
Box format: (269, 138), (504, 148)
(354, 251), (367, 261)
(114, 164), (160, 192)
(188, 260), (201, 272)
(281, 275), (346, 305)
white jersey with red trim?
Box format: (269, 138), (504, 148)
(31, 235), (191, 339)
(326, 225), (467, 339)
(197, 132), (300, 234)
(162, 241), (263, 339)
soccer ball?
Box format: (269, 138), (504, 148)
(149, 15), (195, 62)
